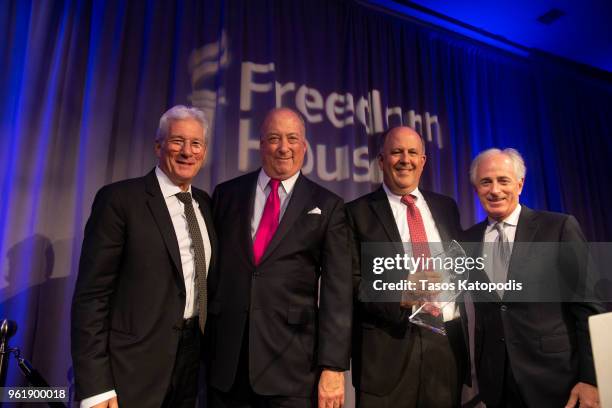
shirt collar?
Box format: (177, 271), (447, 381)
(156, 166), (191, 198)
(382, 183), (424, 204)
(487, 203), (522, 231)
(257, 168), (300, 194)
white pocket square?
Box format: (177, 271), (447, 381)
(307, 207), (322, 215)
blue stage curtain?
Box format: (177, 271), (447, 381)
(1, 0), (611, 400)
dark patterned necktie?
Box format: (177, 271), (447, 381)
(492, 222), (511, 297)
(176, 192), (207, 334)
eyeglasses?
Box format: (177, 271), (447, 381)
(165, 137), (205, 152)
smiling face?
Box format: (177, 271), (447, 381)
(378, 127), (426, 195)
(155, 118), (207, 191)
(260, 109), (307, 180)
(474, 153), (524, 221)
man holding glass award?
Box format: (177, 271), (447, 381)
(346, 127), (465, 408)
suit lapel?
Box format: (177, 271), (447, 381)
(144, 170), (183, 285)
(470, 221), (488, 283)
(507, 206), (538, 285)
(471, 208), (537, 302)
(465, 221), (498, 300)
(241, 172), (259, 265)
(513, 206), (538, 243)
(464, 220), (487, 247)
(369, 187), (403, 243)
(258, 173), (311, 265)
(193, 190), (217, 269)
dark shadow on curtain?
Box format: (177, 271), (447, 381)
(0, 234), (75, 404)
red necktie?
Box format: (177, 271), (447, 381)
(253, 179), (281, 265)
(402, 194), (440, 316)
(401, 194), (431, 259)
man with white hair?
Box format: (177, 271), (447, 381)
(464, 147), (603, 408)
(72, 105), (216, 408)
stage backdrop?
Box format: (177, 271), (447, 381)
(1, 0), (612, 403)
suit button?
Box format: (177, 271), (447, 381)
(500, 305), (508, 312)
(500, 337), (505, 342)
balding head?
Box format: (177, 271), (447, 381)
(259, 108), (307, 180)
(378, 126), (427, 195)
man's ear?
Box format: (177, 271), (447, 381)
(154, 140), (162, 158)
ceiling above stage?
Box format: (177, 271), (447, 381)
(372, 0), (612, 73)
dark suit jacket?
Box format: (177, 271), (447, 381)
(463, 206), (604, 407)
(71, 169), (217, 408)
(346, 186), (465, 396)
(208, 170), (352, 396)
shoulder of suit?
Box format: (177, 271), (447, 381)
(344, 187), (459, 211)
(212, 171), (258, 195)
(192, 186), (212, 202)
(346, 189), (380, 211)
(96, 174), (148, 198)
(464, 219), (487, 239)
(87, 176), (149, 212)
(420, 189), (458, 206)
(299, 174), (344, 203)
(521, 207), (573, 224)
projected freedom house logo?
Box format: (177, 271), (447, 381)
(188, 31), (229, 158)
(188, 33), (444, 183)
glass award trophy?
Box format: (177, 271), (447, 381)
(408, 240), (468, 336)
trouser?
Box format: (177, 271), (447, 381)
(162, 316), (202, 408)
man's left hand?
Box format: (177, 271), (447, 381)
(318, 369), (345, 408)
(565, 382), (599, 408)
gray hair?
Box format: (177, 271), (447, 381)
(469, 148), (526, 185)
(156, 105), (209, 144)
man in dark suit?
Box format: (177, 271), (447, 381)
(346, 126), (464, 407)
(464, 147), (603, 408)
(208, 107), (352, 408)
(72, 105), (216, 408)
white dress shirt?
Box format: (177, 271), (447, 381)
(251, 169), (300, 238)
(156, 166), (211, 318)
(80, 167), (212, 408)
(383, 184), (457, 321)
(383, 183), (443, 256)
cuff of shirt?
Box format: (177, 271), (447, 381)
(80, 390), (117, 408)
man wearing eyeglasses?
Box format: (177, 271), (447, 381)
(72, 105), (217, 408)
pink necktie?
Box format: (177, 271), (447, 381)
(253, 179), (281, 265)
